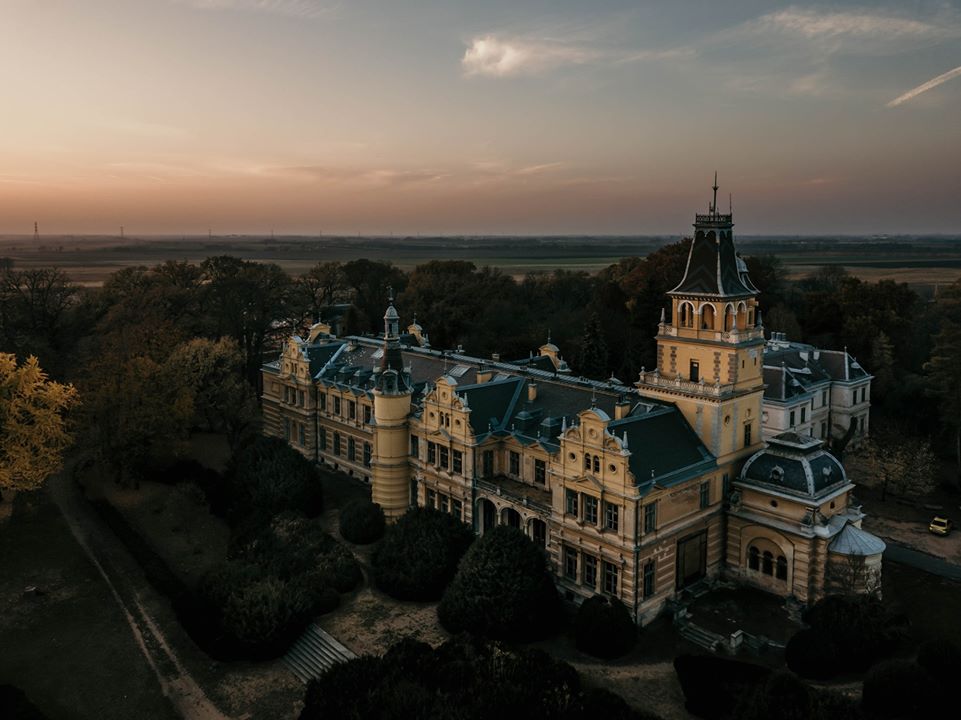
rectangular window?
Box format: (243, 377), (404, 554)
(534, 458), (546, 484)
(440, 494), (449, 513)
(722, 473), (730, 497)
(320, 393), (327, 411)
(643, 560), (655, 599)
(347, 437), (355, 461)
(565, 488), (578, 516)
(363, 442), (371, 467)
(700, 481), (710, 509)
(427, 441), (436, 465)
(298, 423), (306, 447)
(644, 502), (657, 533)
(564, 547), (578, 580)
(744, 423), (752, 447)
(333, 432), (341, 456)
(482, 450), (494, 477)
(603, 561), (618, 595)
(426, 489), (436, 508)
(509, 451), (520, 476)
(452, 449), (463, 475)
(349, 401), (356, 420)
(861, 387), (867, 403)
(821, 421), (827, 438)
(363, 405), (372, 424)
(283, 417), (290, 441)
(689, 359), (699, 383)
(789, 410), (796, 427)
(801, 407), (806, 423)
(604, 501), (619, 532)
(298, 389), (305, 407)
(283, 386), (289, 404)
(452, 499), (462, 520)
(584, 495), (598, 525)
(334, 396), (341, 415)
(440, 446), (450, 469)
(583, 554), (597, 589)
(822, 391), (827, 407)
(319, 428), (327, 451)
(410, 435), (419, 458)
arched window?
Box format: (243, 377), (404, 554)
(748, 546), (760, 571)
(762, 551), (774, 576)
(724, 304), (735, 331)
(776, 555), (788, 580)
(592, 456), (600, 473)
(679, 302), (694, 328)
(584, 454), (591, 470)
(701, 304), (715, 330)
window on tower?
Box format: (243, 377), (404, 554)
(690, 360), (700, 383)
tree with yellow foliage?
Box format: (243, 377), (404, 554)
(0, 353), (78, 493)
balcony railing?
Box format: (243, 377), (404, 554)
(636, 369), (734, 397)
(476, 477), (552, 515)
(659, 322), (764, 343)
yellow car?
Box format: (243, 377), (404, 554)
(929, 517), (953, 536)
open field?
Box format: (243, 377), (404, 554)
(4, 234), (961, 291)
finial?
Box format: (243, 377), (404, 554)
(622, 430), (629, 449)
(547, 328), (552, 344)
(660, 307), (666, 324)
(387, 285), (394, 304)
(562, 416), (568, 432)
(712, 171), (718, 215)
(729, 192), (733, 215)
(590, 388), (597, 408)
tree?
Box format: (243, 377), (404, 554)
(925, 319), (961, 486)
(341, 259), (406, 335)
(574, 595), (637, 659)
(764, 304), (803, 341)
(164, 337), (257, 448)
(578, 311), (609, 378)
(338, 499), (386, 545)
(859, 429), (938, 500)
(438, 525), (561, 641)
(296, 261), (348, 325)
(0, 354), (78, 493)
(371, 506), (474, 600)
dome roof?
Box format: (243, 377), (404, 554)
(740, 432), (847, 498)
(829, 523), (886, 557)
(384, 304), (399, 321)
(540, 342), (559, 353)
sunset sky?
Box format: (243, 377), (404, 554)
(2, 0), (960, 235)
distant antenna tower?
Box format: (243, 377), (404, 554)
(120, 225), (125, 240)
(33, 221), (39, 243)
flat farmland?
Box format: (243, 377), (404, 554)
(3, 234), (961, 289)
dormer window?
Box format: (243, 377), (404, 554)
(769, 466), (784, 483)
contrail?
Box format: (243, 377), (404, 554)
(887, 64), (961, 107)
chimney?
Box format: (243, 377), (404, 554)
(491, 352), (500, 362)
(528, 382), (538, 402)
(477, 368), (494, 384)
(614, 396), (631, 420)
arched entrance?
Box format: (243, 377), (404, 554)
(529, 518), (547, 547)
(478, 499), (496, 534)
(502, 507), (521, 529)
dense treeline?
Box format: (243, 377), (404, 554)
(3, 244), (961, 483)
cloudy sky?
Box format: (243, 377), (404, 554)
(2, 0), (960, 235)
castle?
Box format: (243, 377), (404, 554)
(261, 181), (884, 622)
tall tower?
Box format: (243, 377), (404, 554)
(371, 289), (414, 519)
(636, 175), (765, 476)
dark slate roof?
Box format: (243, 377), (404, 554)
(306, 344), (341, 377)
(740, 432), (848, 499)
(459, 377), (526, 435)
(609, 406), (715, 490)
(763, 341), (870, 398)
(510, 354), (556, 373)
(670, 215), (755, 297)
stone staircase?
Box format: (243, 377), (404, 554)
(678, 622), (726, 653)
(284, 623), (357, 683)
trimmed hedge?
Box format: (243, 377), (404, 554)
(338, 499), (385, 545)
(438, 525), (561, 642)
(574, 595), (637, 659)
(299, 635), (661, 720)
(372, 507), (475, 601)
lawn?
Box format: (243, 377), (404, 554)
(0, 492), (179, 720)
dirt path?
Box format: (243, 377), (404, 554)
(47, 471), (231, 720)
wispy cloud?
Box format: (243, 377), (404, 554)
(887, 65), (961, 107)
(461, 35), (596, 77)
(748, 7), (952, 44)
(173, 0), (339, 20)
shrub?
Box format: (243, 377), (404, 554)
(225, 436), (323, 525)
(673, 654), (770, 720)
(785, 628), (841, 681)
(862, 659), (934, 719)
(916, 637), (961, 688)
(372, 507), (474, 600)
(734, 671), (812, 720)
(299, 634), (659, 720)
(437, 525), (561, 641)
(338, 499), (385, 544)
(787, 594), (904, 679)
(574, 595), (637, 659)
